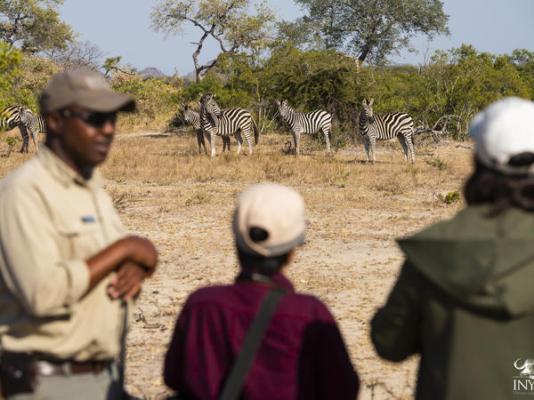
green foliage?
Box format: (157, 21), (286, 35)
(0, 40), (22, 109)
(0, 0), (73, 54)
(103, 56), (123, 77)
(284, 0), (449, 64)
(3, 135), (19, 157)
(182, 72), (252, 108)
(14, 54), (60, 109)
(177, 44), (533, 147)
(111, 73), (183, 129)
(439, 190), (461, 205)
(262, 45), (363, 144)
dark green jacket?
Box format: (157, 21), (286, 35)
(371, 205), (534, 400)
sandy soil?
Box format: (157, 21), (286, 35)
(106, 132), (472, 400)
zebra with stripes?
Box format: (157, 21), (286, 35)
(358, 98), (415, 163)
(200, 94), (259, 158)
(0, 105), (45, 153)
(275, 100), (332, 155)
(182, 104), (207, 155)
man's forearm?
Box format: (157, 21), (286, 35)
(86, 239), (129, 293)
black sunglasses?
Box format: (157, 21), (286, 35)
(59, 109), (117, 128)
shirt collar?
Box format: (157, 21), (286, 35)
(38, 146), (103, 190)
(235, 271), (295, 292)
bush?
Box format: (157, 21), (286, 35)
(111, 73), (183, 131)
(0, 41), (22, 109)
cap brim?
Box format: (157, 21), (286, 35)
(76, 91), (136, 113)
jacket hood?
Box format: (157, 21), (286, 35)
(398, 205), (534, 316)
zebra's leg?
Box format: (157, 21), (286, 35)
(370, 137), (377, 164)
(201, 133), (208, 155)
(363, 136), (371, 162)
(18, 124), (29, 153)
(235, 131), (243, 155)
(397, 135), (409, 161)
(322, 127), (331, 153)
(293, 130), (301, 156)
(208, 131), (216, 158)
(196, 130), (204, 154)
(407, 134), (416, 163)
(30, 128), (39, 153)
(244, 127), (253, 155)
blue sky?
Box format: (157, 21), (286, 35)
(59, 0), (534, 76)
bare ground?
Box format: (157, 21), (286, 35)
(0, 131), (472, 399)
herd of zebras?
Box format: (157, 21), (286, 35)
(184, 95), (416, 162)
(1, 96), (416, 163)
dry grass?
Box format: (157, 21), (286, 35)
(0, 131), (473, 399)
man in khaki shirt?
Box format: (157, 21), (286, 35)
(0, 68), (158, 399)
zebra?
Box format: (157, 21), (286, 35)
(182, 104), (207, 155)
(275, 100), (332, 155)
(358, 98), (415, 163)
(0, 105), (45, 153)
(200, 94), (259, 158)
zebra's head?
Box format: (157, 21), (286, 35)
(276, 100), (291, 119)
(200, 93), (221, 126)
(361, 98), (375, 122)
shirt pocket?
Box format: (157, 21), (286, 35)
(57, 218), (103, 259)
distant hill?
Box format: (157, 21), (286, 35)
(139, 67), (166, 78)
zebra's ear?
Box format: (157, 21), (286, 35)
(369, 98), (374, 106)
(362, 99), (367, 106)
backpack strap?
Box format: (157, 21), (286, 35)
(219, 287), (286, 400)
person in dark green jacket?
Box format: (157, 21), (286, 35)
(371, 97), (534, 400)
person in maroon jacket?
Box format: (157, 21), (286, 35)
(163, 183), (359, 400)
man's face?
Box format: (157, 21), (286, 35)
(51, 106), (118, 170)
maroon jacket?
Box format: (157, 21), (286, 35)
(163, 273), (359, 400)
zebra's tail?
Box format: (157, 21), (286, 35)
(252, 117), (260, 145)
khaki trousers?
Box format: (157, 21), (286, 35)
(6, 364), (122, 400)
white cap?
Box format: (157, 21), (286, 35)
(470, 97), (534, 174)
(233, 183), (306, 257)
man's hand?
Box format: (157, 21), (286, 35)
(86, 235), (158, 295)
(107, 261), (148, 301)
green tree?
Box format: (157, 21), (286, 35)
(0, 0), (73, 54)
(151, 0), (275, 82)
(283, 0), (449, 64)
(509, 49), (534, 99)
(0, 40), (22, 109)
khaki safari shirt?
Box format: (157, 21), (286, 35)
(0, 146), (126, 361)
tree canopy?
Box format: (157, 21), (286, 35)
(151, 0), (275, 81)
(281, 0), (449, 64)
(0, 0), (73, 54)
